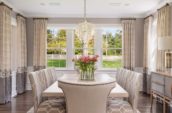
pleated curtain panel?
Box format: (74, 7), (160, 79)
(143, 16), (153, 92)
(143, 17), (153, 73)
(33, 19), (47, 70)
(157, 5), (171, 72)
(122, 19), (136, 70)
(16, 15), (27, 94)
(0, 5), (12, 104)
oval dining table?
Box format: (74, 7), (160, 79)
(42, 73), (129, 98)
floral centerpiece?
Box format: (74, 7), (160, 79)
(72, 55), (99, 81)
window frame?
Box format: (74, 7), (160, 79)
(47, 24), (122, 71)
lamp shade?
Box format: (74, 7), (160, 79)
(158, 37), (172, 50)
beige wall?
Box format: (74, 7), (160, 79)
(26, 18), (144, 67)
(26, 18), (34, 66)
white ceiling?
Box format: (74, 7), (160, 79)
(4, 0), (163, 18)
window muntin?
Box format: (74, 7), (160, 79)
(74, 32), (94, 56)
(102, 28), (122, 69)
(47, 28), (67, 68)
(47, 25), (122, 70)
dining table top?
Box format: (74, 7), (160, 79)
(42, 74), (129, 98)
(58, 74), (116, 85)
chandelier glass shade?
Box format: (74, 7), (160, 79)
(75, 0), (94, 43)
(76, 20), (94, 42)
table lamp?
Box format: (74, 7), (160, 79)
(158, 37), (172, 68)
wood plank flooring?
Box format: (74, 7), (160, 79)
(0, 91), (165, 113)
(0, 91), (33, 113)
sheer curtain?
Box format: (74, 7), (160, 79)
(16, 15), (27, 94)
(122, 19), (136, 70)
(157, 5), (171, 72)
(0, 5), (12, 104)
(143, 16), (153, 73)
(143, 16), (158, 93)
(150, 15), (158, 72)
(33, 19), (47, 70)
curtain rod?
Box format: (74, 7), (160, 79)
(144, 15), (153, 20)
(158, 3), (170, 11)
(0, 2), (12, 10)
(17, 13), (26, 19)
(33, 18), (48, 20)
(121, 18), (136, 20)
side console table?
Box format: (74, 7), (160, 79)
(151, 71), (172, 113)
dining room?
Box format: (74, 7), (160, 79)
(0, 0), (172, 113)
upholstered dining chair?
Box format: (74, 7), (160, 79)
(44, 68), (64, 87)
(29, 70), (66, 113)
(59, 81), (115, 113)
(116, 68), (130, 89)
(107, 69), (141, 113)
(44, 68), (56, 87)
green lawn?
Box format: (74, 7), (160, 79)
(48, 59), (122, 68)
(48, 59), (66, 67)
(103, 59), (122, 68)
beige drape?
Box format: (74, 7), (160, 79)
(122, 19), (136, 70)
(143, 16), (153, 71)
(143, 16), (153, 93)
(16, 15), (27, 94)
(33, 19), (47, 70)
(157, 5), (171, 72)
(0, 5), (12, 104)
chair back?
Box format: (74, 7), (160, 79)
(125, 70), (141, 111)
(44, 68), (55, 86)
(44, 68), (64, 87)
(116, 68), (130, 89)
(29, 70), (47, 113)
(59, 81), (115, 113)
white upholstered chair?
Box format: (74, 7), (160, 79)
(44, 68), (56, 87)
(108, 69), (141, 113)
(29, 70), (66, 113)
(59, 81), (115, 113)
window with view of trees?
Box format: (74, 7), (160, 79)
(102, 28), (122, 68)
(74, 32), (94, 56)
(47, 28), (67, 68)
(47, 25), (122, 69)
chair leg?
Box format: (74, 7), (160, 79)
(150, 92), (153, 113)
(163, 99), (166, 113)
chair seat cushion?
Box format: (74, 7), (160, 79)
(37, 98), (66, 113)
(107, 99), (134, 113)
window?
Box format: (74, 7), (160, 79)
(74, 32), (94, 56)
(101, 28), (122, 69)
(47, 28), (67, 68)
(47, 25), (122, 70)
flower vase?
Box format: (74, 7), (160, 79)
(80, 69), (94, 81)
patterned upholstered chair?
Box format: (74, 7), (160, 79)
(29, 70), (66, 113)
(107, 69), (141, 113)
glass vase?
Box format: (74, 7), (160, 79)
(80, 69), (94, 81)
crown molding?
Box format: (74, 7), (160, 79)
(143, 0), (172, 18)
(2, 0), (25, 16)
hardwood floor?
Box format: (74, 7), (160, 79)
(0, 91), (165, 113)
(0, 91), (33, 113)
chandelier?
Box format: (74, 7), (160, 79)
(75, 0), (94, 43)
